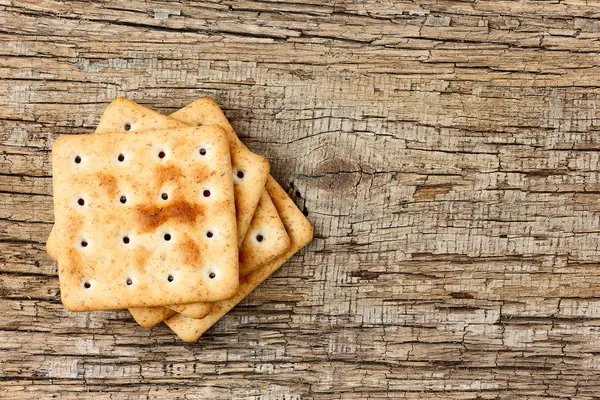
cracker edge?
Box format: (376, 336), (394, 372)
(167, 303), (212, 319)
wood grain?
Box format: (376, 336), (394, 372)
(2, 0), (600, 398)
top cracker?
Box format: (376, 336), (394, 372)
(51, 126), (239, 311)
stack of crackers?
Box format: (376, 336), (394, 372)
(46, 97), (313, 341)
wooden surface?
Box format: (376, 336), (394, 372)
(2, 0), (600, 398)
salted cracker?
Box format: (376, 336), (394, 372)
(51, 126), (239, 311)
(63, 98), (288, 326)
(165, 177), (313, 342)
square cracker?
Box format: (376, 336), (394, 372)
(74, 98), (289, 327)
(96, 96), (189, 133)
(51, 126), (239, 311)
(165, 177), (313, 341)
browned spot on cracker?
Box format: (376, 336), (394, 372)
(66, 246), (84, 279)
(155, 164), (182, 186)
(61, 213), (85, 278)
(134, 247), (152, 271)
(238, 248), (249, 265)
(189, 166), (214, 185)
(171, 133), (188, 150)
(134, 199), (205, 232)
(177, 234), (203, 266)
(95, 173), (119, 199)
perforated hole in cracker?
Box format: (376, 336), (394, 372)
(50, 126), (239, 311)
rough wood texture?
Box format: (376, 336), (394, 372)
(2, 0), (600, 398)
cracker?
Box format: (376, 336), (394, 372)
(165, 177), (313, 342)
(68, 98), (288, 326)
(167, 302), (212, 319)
(46, 228), (58, 259)
(51, 126), (239, 311)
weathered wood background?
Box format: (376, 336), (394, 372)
(2, 0), (600, 398)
